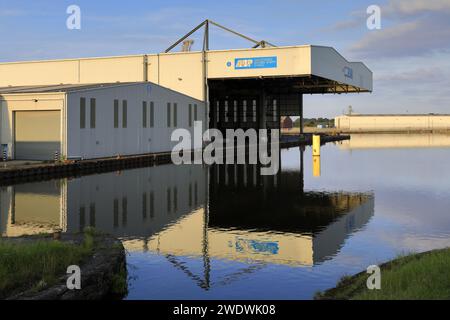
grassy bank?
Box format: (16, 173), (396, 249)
(0, 233), (94, 299)
(316, 248), (450, 300)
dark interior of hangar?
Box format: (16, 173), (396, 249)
(208, 75), (363, 132)
(209, 77), (301, 132)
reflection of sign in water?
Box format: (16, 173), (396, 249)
(235, 238), (279, 255)
(346, 214), (355, 232)
(235, 57), (277, 70)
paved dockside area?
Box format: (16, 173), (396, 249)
(0, 134), (349, 184)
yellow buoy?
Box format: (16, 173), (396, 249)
(312, 135), (321, 156)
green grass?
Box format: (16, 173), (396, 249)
(110, 264), (128, 297)
(316, 248), (450, 300)
(0, 235), (94, 299)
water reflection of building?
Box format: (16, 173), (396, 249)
(126, 195), (373, 267)
(127, 165), (374, 267)
(1, 150), (374, 270)
(338, 133), (450, 150)
(126, 145), (373, 265)
(64, 165), (207, 237)
(0, 182), (62, 237)
(0, 164), (207, 238)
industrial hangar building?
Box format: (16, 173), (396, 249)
(0, 21), (372, 160)
(0, 83), (203, 160)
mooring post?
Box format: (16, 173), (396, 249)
(312, 135), (321, 177)
(299, 94), (304, 135)
(312, 135), (321, 156)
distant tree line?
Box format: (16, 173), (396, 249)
(293, 118), (334, 128)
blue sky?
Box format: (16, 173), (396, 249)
(1, 0), (450, 117)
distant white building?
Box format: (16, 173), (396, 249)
(335, 114), (450, 132)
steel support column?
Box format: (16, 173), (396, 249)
(259, 85), (267, 130)
(203, 21), (210, 133)
(300, 146), (305, 194)
(299, 94), (304, 135)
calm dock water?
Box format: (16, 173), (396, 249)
(1, 133), (450, 299)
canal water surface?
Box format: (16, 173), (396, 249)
(1, 133), (450, 299)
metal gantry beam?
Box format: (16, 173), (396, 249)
(164, 19), (277, 132)
(164, 19), (276, 53)
(208, 20), (260, 47)
(164, 20), (208, 53)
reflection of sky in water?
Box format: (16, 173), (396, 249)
(2, 134), (450, 299)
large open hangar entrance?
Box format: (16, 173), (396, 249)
(209, 74), (369, 133)
(209, 78), (301, 132)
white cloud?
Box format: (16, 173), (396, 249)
(351, 17), (450, 58)
(348, 1), (450, 59)
(320, 9), (366, 32)
(374, 67), (445, 82)
(323, 0), (450, 58)
(0, 9), (26, 17)
(384, 0), (450, 17)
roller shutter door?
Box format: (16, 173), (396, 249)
(14, 111), (61, 160)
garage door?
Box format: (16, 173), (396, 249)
(15, 111), (61, 160)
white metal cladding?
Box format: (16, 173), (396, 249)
(66, 83), (205, 159)
(310, 46), (373, 92)
(206, 46), (371, 86)
(0, 45), (373, 99)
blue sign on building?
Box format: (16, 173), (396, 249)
(234, 56), (278, 70)
(343, 66), (353, 79)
